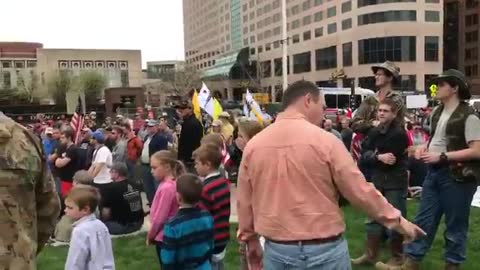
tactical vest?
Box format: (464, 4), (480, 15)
(430, 102), (480, 183)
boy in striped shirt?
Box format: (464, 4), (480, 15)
(194, 144), (231, 270)
(161, 174), (214, 270)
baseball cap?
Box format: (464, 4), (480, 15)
(91, 131), (105, 143)
(174, 100), (192, 109)
(45, 127), (53, 135)
(147, 120), (158, 127)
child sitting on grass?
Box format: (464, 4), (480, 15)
(161, 174), (214, 270)
(194, 144), (231, 270)
(54, 170), (96, 243)
(64, 185), (115, 270)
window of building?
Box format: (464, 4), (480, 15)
(121, 70), (129, 87)
(243, 27), (249, 34)
(250, 35), (256, 43)
(316, 46), (337, 70)
(327, 6), (336, 18)
(315, 27), (324, 37)
(358, 0), (415, 8)
(342, 1), (352, 13)
(304, 30), (311, 41)
(264, 4), (272, 13)
(314, 0), (324, 6)
(261, 60), (272, 78)
(466, 0), (479, 8)
(359, 76), (375, 89)
(394, 75), (416, 92)
(250, 24), (255, 31)
(293, 34), (300, 43)
(314, 11), (323, 22)
(27, 60), (37, 68)
(244, 38), (249, 46)
(258, 46), (263, 53)
(257, 8), (263, 16)
(303, 15), (312, 25)
(425, 36), (439, 61)
(343, 42), (353, 66)
(2, 71), (11, 88)
(251, 47), (256, 55)
(291, 5), (300, 15)
(250, 12), (255, 20)
(327, 23), (337, 34)
(273, 40), (280, 48)
(264, 29), (272, 39)
(14, 61), (25, 69)
(466, 31), (479, 42)
(342, 18), (352, 30)
(292, 19), (300, 29)
(358, 10), (417, 25)
(293, 52), (312, 73)
(273, 26), (281, 35)
(1, 61), (11, 68)
(465, 47), (478, 60)
(358, 36), (416, 64)
(466, 64), (479, 76)
(258, 32), (264, 41)
(425, 11), (440, 22)
(274, 57), (290, 75)
(243, 3), (248, 11)
(273, 0), (281, 9)
(302, 0), (311, 11)
(466, 14), (479, 27)
(266, 43), (271, 51)
(273, 13), (281, 22)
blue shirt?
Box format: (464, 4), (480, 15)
(161, 207), (214, 270)
(65, 214), (115, 270)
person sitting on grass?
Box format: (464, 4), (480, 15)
(194, 144), (231, 270)
(161, 174), (214, 270)
(54, 170), (96, 243)
(64, 185), (115, 270)
(101, 162), (144, 235)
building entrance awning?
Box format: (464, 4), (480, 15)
(202, 51), (241, 79)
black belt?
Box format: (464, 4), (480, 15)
(266, 234), (342, 246)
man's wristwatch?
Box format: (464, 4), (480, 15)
(440, 152), (449, 164)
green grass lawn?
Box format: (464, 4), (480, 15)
(38, 202), (480, 269)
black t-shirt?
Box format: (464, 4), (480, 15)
(102, 180), (144, 225)
(57, 144), (79, 181)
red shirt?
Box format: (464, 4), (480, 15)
(127, 136), (143, 162)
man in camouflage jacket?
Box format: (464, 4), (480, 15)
(351, 61), (406, 135)
(0, 112), (60, 270)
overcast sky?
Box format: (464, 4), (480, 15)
(1, 0), (184, 67)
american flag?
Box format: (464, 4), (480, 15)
(70, 96), (85, 144)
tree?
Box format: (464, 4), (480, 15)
(48, 70), (75, 107)
(78, 71), (106, 105)
(160, 64), (201, 96)
(16, 70), (40, 103)
(48, 70), (106, 107)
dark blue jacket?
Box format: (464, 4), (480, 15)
(146, 132), (169, 159)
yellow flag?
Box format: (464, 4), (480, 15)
(429, 84), (437, 97)
(192, 90), (202, 121)
(212, 98), (223, 120)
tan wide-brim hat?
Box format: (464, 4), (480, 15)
(372, 61), (400, 78)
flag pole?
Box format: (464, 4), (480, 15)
(281, 0), (288, 92)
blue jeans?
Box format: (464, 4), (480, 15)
(142, 164), (158, 205)
(404, 166), (477, 264)
(263, 238), (351, 270)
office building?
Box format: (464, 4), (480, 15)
(444, 0), (479, 95)
(183, 0), (444, 100)
(0, 42), (142, 99)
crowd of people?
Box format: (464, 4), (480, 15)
(1, 60), (480, 270)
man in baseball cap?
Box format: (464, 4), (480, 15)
(174, 99), (203, 171)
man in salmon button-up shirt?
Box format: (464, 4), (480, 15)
(237, 80), (425, 270)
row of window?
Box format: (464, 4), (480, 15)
(1, 60), (37, 69)
(57, 60), (128, 70)
(255, 36), (438, 78)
